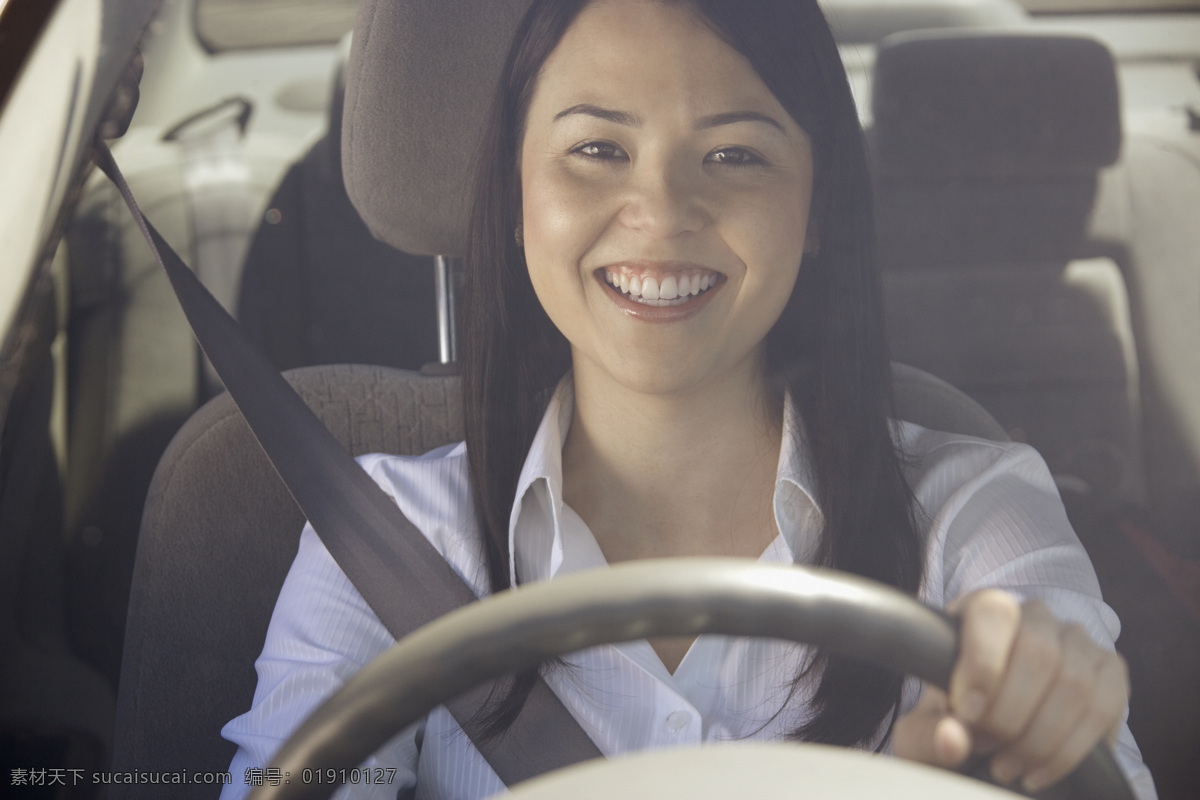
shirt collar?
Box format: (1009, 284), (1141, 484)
(509, 376), (574, 587)
(772, 391), (824, 563)
(509, 378), (824, 587)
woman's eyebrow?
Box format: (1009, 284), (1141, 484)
(551, 105), (786, 135)
(553, 103), (643, 127)
(696, 110), (786, 133)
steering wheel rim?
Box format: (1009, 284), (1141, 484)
(248, 559), (1134, 800)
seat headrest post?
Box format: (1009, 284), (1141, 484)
(435, 255), (460, 366)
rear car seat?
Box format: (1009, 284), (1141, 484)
(871, 31), (1143, 507)
(236, 41), (440, 373)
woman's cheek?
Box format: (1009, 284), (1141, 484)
(525, 165), (590, 239)
(524, 171), (617, 286)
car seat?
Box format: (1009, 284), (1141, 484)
(870, 31), (1143, 507)
(110, 365), (462, 797)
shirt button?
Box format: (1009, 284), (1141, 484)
(665, 710), (691, 732)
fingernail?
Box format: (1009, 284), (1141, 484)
(1023, 769), (1051, 793)
(992, 755), (1021, 785)
(960, 690), (986, 723)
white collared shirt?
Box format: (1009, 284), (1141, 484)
(220, 382), (1155, 800)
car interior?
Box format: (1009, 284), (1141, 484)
(1, 0), (1198, 797)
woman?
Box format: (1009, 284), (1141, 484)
(222, 1), (1154, 797)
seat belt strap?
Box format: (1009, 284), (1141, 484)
(165, 96), (261, 398)
(93, 142), (603, 783)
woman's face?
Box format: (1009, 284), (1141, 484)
(520, 0), (815, 399)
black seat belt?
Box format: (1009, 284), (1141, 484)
(93, 142), (603, 784)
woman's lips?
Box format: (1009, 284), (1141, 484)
(597, 265), (724, 309)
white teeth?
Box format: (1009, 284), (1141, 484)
(602, 269), (719, 305)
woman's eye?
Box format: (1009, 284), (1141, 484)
(571, 141), (626, 161)
(707, 147), (763, 168)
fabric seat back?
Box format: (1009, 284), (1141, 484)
(871, 32), (1143, 504)
(110, 365), (461, 797)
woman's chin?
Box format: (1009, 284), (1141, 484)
(571, 347), (765, 404)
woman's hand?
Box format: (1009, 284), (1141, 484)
(894, 589), (1129, 793)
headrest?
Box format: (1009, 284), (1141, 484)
(872, 32), (1121, 179)
(341, 0), (531, 257)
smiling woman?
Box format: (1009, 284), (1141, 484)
(518, 0), (817, 668)
(455, 0), (919, 753)
(215, 0), (1155, 798)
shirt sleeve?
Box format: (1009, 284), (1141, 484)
(219, 524), (420, 800)
(913, 434), (1157, 800)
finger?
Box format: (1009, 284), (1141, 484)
(977, 601), (1061, 744)
(1020, 649), (1130, 793)
(1106, 651), (1132, 748)
(894, 688), (973, 767)
(988, 624), (1114, 786)
(949, 590), (1021, 725)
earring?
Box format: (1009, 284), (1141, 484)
(803, 226), (819, 256)
(514, 223), (524, 248)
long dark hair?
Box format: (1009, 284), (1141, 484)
(461, 0), (924, 748)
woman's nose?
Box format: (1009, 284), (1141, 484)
(618, 159), (708, 238)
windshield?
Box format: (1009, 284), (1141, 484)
(2, 0), (1197, 797)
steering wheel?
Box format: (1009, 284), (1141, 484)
(247, 559), (1134, 800)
